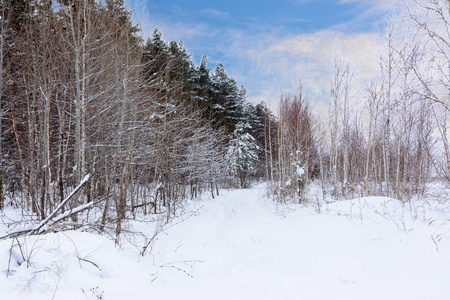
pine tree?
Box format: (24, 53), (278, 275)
(142, 28), (168, 81)
(210, 63), (245, 132)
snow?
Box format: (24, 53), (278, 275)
(1, 183), (450, 299)
(296, 165), (305, 177)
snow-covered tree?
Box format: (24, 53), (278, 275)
(225, 122), (259, 188)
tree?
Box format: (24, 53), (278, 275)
(329, 56), (354, 199)
(404, 0), (450, 185)
(276, 87), (316, 202)
(210, 63), (245, 132)
(192, 54), (211, 111)
(225, 122), (259, 188)
(0, 0), (11, 210)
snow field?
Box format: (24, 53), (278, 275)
(0, 183), (449, 299)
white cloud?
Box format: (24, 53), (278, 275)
(334, 0), (404, 33)
(224, 28), (386, 104)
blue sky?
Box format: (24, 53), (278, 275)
(126, 0), (402, 104)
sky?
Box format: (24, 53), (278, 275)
(125, 0), (404, 105)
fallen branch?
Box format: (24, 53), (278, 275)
(0, 229), (33, 241)
(0, 175), (91, 240)
(132, 201), (155, 209)
(32, 174), (91, 235)
(51, 202), (93, 227)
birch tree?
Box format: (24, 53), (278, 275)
(329, 57), (353, 198)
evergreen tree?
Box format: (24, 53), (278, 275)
(191, 54), (211, 112)
(142, 28), (168, 80)
(210, 63), (245, 132)
(225, 122), (259, 188)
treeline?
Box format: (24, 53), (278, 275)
(269, 0), (450, 203)
(0, 0), (272, 230)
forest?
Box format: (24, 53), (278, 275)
(0, 0), (449, 240)
(0, 0), (277, 235)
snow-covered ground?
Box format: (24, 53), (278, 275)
(1, 183), (449, 299)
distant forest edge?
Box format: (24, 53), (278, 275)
(1, 0), (450, 236)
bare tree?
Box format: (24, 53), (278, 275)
(0, 0), (10, 210)
(276, 86), (316, 202)
(405, 0), (450, 185)
(329, 56), (354, 199)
